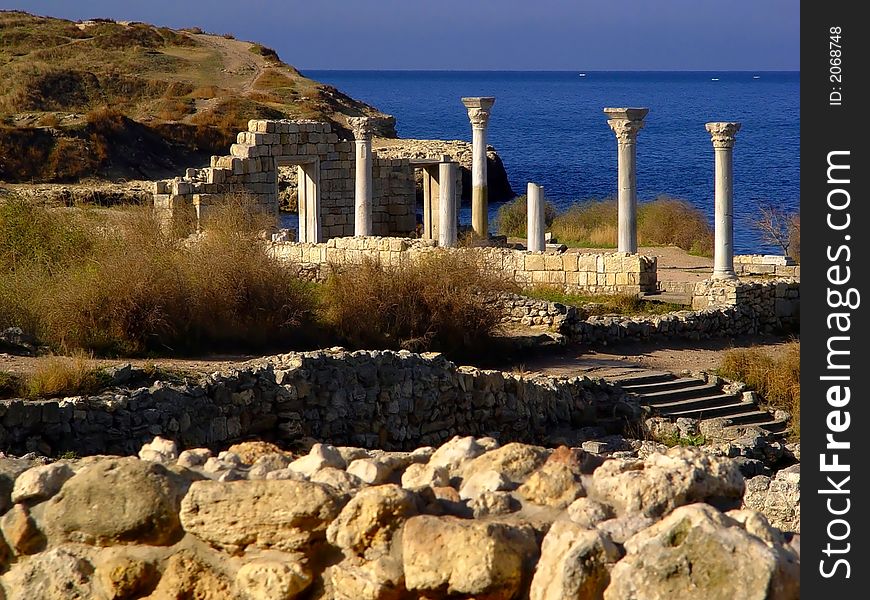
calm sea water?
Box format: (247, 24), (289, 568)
(303, 70), (800, 254)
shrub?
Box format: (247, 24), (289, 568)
(548, 196), (713, 255)
(322, 252), (511, 357)
(550, 199), (618, 247)
(495, 195), (557, 238)
(249, 43), (280, 62)
(719, 342), (800, 438)
(0, 196), (316, 355)
(23, 353), (109, 399)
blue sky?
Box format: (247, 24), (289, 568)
(6, 0), (799, 70)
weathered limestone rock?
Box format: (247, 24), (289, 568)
(403, 515), (539, 599)
(177, 448), (212, 469)
(265, 467), (308, 482)
(235, 552), (313, 600)
(530, 520), (620, 600)
(0, 504), (45, 556)
(604, 504), (800, 600)
(743, 464), (800, 533)
(42, 458), (183, 546)
(311, 467), (364, 494)
(400, 462), (449, 489)
(227, 441), (289, 464)
(148, 550), (233, 600)
(566, 497), (614, 529)
(288, 443), (346, 477)
(95, 554), (158, 600)
(327, 484), (417, 559)
(518, 461), (586, 508)
(460, 442), (549, 485)
(179, 480), (341, 554)
(347, 459), (392, 485)
(248, 453), (294, 479)
(596, 514), (654, 546)
(11, 463), (74, 504)
(469, 491), (520, 519)
(0, 458), (35, 514)
(428, 436), (486, 474)
(459, 469), (511, 500)
(590, 447), (744, 517)
(327, 555), (406, 600)
(2, 544), (98, 600)
(138, 436), (178, 464)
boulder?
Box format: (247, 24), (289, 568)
(428, 436), (486, 473)
(565, 498), (613, 529)
(311, 467), (364, 494)
(248, 453), (294, 479)
(460, 443), (549, 485)
(403, 515), (539, 599)
(743, 464), (800, 533)
(11, 463), (74, 504)
(180, 480), (341, 554)
(469, 491), (520, 519)
(0, 503), (44, 555)
(288, 444), (346, 477)
(518, 462), (586, 508)
(327, 484), (417, 559)
(0, 458), (35, 514)
(235, 552), (313, 600)
(147, 550), (233, 600)
(177, 448), (212, 469)
(346, 459), (392, 486)
(42, 457), (183, 546)
(94, 554), (158, 600)
(459, 469), (511, 500)
(400, 463), (449, 489)
(590, 448), (744, 518)
(138, 436), (178, 464)
(596, 514), (654, 546)
(604, 503), (800, 600)
(1, 544), (98, 600)
(327, 555), (406, 600)
(530, 520), (620, 600)
(227, 441), (289, 464)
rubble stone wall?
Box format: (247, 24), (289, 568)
(0, 351), (632, 458)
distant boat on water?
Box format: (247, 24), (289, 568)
(711, 78), (720, 81)
(753, 75), (761, 79)
(579, 73), (586, 77)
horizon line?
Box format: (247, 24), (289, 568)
(299, 68), (800, 73)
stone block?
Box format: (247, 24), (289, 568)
(544, 255), (563, 271)
(577, 254), (598, 272)
(525, 254), (546, 271)
(561, 254), (578, 272)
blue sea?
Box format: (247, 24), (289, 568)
(304, 70), (800, 254)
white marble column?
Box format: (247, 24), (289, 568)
(604, 107), (648, 253)
(349, 117), (373, 237)
(527, 182), (545, 252)
(462, 97), (495, 239)
(706, 122), (741, 280)
(438, 160), (458, 247)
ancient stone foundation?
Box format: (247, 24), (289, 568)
(0, 350), (635, 458)
(268, 237), (658, 295)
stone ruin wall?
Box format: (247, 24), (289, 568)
(497, 278), (799, 346)
(153, 120), (416, 238)
(0, 350), (633, 458)
(267, 236), (658, 295)
(733, 254), (801, 278)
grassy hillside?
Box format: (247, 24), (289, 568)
(0, 11), (394, 182)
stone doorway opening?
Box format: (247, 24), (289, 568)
(277, 157), (321, 243)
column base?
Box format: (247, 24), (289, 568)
(711, 270), (738, 281)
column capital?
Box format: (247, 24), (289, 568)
(604, 107), (649, 143)
(348, 116), (374, 141)
(462, 97), (495, 129)
(706, 122), (741, 148)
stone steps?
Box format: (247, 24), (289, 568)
(610, 371), (788, 437)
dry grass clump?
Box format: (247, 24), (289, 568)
(22, 353), (109, 399)
(323, 252), (511, 356)
(546, 196), (714, 255)
(719, 342), (800, 438)
(524, 286), (685, 316)
(495, 195), (557, 238)
(550, 199), (618, 247)
(0, 195), (315, 355)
